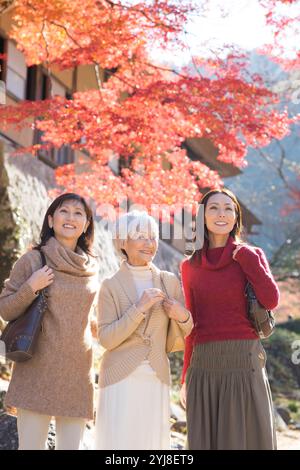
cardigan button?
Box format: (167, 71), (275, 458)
(143, 337), (151, 345)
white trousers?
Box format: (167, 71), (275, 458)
(17, 408), (86, 450)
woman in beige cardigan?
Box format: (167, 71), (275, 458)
(0, 193), (98, 450)
(94, 210), (193, 450)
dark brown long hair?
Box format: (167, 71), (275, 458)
(34, 193), (95, 256)
(189, 188), (243, 264)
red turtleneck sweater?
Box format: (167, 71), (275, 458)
(181, 237), (280, 383)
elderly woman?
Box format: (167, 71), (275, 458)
(94, 211), (193, 450)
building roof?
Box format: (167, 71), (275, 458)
(184, 137), (262, 233)
(184, 137), (242, 178)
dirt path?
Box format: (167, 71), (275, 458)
(277, 430), (300, 450)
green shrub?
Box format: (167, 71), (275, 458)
(278, 319), (300, 335)
(264, 327), (300, 395)
(287, 401), (299, 413)
(169, 351), (184, 399)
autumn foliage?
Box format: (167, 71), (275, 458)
(0, 0), (299, 210)
(259, 0), (300, 70)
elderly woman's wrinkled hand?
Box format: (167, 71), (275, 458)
(136, 288), (165, 314)
(163, 298), (190, 323)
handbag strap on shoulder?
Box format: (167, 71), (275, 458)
(37, 250), (48, 297)
(245, 281), (256, 300)
(159, 272), (169, 299)
(143, 271), (169, 337)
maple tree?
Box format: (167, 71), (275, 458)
(259, 0), (300, 70)
(259, 0), (300, 215)
(0, 0), (299, 212)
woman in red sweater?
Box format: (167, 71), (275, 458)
(180, 188), (279, 450)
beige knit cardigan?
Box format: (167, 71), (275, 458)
(0, 237), (98, 419)
(97, 261), (193, 388)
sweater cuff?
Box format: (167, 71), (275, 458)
(127, 304), (146, 323)
(177, 311), (193, 336)
(234, 246), (259, 265)
(17, 281), (39, 306)
(2, 282), (39, 322)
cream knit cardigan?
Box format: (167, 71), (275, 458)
(0, 237), (98, 419)
(97, 261), (193, 388)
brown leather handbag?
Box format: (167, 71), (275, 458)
(245, 282), (275, 339)
(0, 251), (48, 362)
(160, 273), (186, 353)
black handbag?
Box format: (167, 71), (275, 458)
(245, 282), (275, 339)
(0, 251), (48, 362)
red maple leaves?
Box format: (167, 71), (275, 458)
(0, 0), (298, 211)
(259, 0), (300, 70)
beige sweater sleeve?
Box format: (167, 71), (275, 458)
(97, 279), (146, 351)
(171, 274), (194, 337)
(0, 252), (38, 322)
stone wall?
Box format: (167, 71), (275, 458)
(0, 142), (23, 291)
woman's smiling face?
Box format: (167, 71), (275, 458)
(205, 193), (237, 236)
(123, 231), (158, 266)
(48, 199), (89, 244)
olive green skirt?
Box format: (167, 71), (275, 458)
(186, 339), (276, 450)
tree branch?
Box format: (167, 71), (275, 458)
(0, 0), (14, 14)
(140, 61), (190, 79)
(101, 0), (177, 30)
(257, 145), (291, 190)
(40, 20), (54, 97)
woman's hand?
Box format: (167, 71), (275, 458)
(232, 243), (248, 260)
(136, 288), (165, 313)
(163, 298), (190, 323)
(27, 265), (54, 293)
(180, 382), (186, 409)
(90, 319), (98, 339)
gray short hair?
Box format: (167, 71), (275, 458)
(113, 210), (159, 259)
